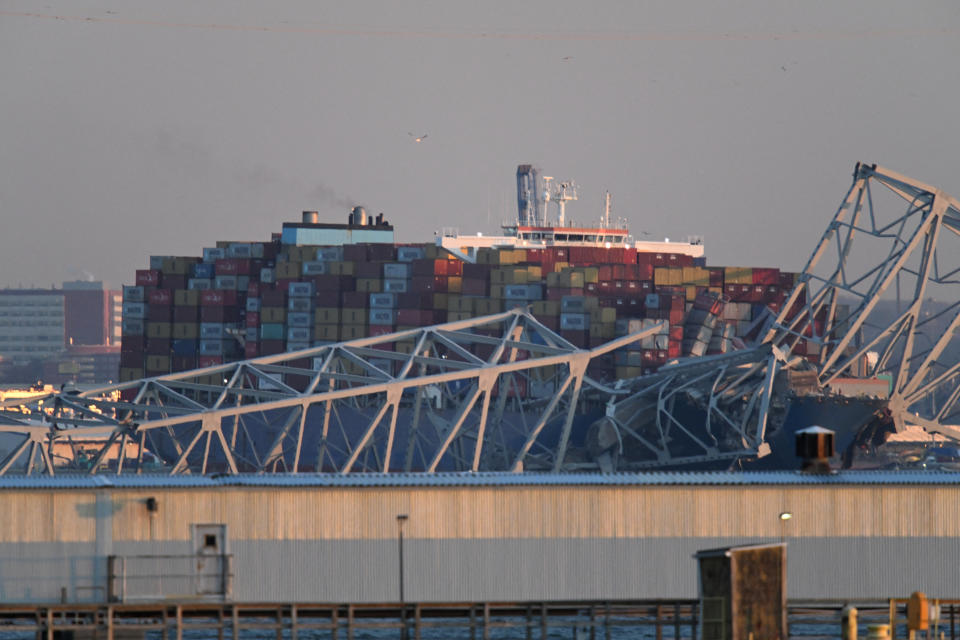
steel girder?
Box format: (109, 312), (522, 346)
(762, 163), (960, 442)
(589, 163), (960, 470)
(0, 309), (661, 475)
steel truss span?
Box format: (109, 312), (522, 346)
(568, 163), (960, 470)
(3, 163), (959, 475)
(0, 309), (661, 475)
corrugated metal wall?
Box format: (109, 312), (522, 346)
(0, 483), (957, 603)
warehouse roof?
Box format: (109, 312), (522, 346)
(0, 470), (957, 490)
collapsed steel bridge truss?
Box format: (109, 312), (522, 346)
(583, 163), (960, 469)
(0, 310), (660, 475)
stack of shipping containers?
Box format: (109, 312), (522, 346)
(120, 231), (806, 395)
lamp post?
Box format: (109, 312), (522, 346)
(397, 514), (409, 640)
(396, 514), (409, 602)
(779, 511), (792, 543)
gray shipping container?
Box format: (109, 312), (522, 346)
(121, 318), (144, 336)
(122, 286), (145, 303)
(561, 296), (586, 312)
(287, 327), (311, 342)
(246, 298), (261, 313)
(288, 297), (313, 312)
(383, 263), (411, 279)
(383, 278), (409, 293)
(505, 284), (543, 300)
(316, 247), (344, 262)
(287, 312), (313, 328)
(645, 294), (660, 309)
(122, 302), (146, 319)
(227, 243), (252, 258)
(214, 275), (238, 291)
(199, 339), (226, 355)
(202, 247), (227, 262)
(200, 323), (227, 339)
(260, 268), (276, 284)
(397, 246), (425, 262)
(188, 278), (213, 291)
(149, 255), (169, 270)
(286, 341), (311, 352)
(302, 261), (327, 276)
(560, 313), (590, 331)
(369, 293), (397, 309)
(369, 308), (397, 325)
(288, 282), (314, 298)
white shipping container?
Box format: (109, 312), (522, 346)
(121, 319), (144, 335)
(286, 341), (311, 352)
(236, 276), (250, 292)
(559, 312), (589, 331)
(227, 243), (252, 258)
(316, 247), (344, 262)
(397, 246), (425, 262)
(561, 296), (586, 312)
(370, 293), (397, 309)
(370, 308), (397, 325)
(246, 298), (261, 313)
(200, 323), (227, 339)
(214, 275), (237, 290)
(260, 268), (275, 284)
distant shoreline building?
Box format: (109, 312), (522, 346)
(0, 281), (121, 385)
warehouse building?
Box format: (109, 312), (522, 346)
(0, 472), (956, 604)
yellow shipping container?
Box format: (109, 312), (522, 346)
(172, 323), (199, 340)
(446, 295), (462, 312)
(531, 300), (560, 317)
(686, 286), (698, 302)
(456, 297), (476, 312)
(490, 284), (505, 299)
(357, 278), (382, 293)
(447, 276), (462, 293)
(681, 266), (710, 286)
(146, 355), (170, 372)
(433, 293), (449, 309)
(328, 261), (355, 276)
(581, 267), (599, 284)
(314, 307), (341, 324)
(261, 307), (287, 324)
(340, 324), (367, 340)
(545, 272), (560, 287)
(724, 266), (754, 285)
(526, 265), (542, 281)
(120, 367), (144, 382)
(590, 323), (615, 340)
(59, 361), (80, 374)
(558, 270), (585, 288)
(475, 299), (503, 315)
(654, 267), (683, 286)
(146, 322), (172, 339)
(174, 289), (199, 307)
(313, 325), (340, 341)
(341, 308), (366, 325)
(276, 261), (302, 279)
(616, 366), (644, 379)
(161, 257), (197, 275)
(447, 311), (472, 322)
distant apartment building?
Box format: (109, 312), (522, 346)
(0, 281), (122, 385)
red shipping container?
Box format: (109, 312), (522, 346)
(341, 291), (368, 308)
(201, 289), (239, 306)
(197, 355), (224, 368)
(597, 265), (613, 282)
(398, 293), (434, 309)
(397, 309), (438, 325)
(160, 274), (188, 290)
(411, 275), (447, 293)
(146, 339), (171, 355)
(365, 244), (396, 261)
(445, 260), (463, 277)
(708, 268), (725, 287)
(752, 267), (780, 285)
(201, 306), (240, 323)
(344, 245), (368, 262)
(136, 269), (161, 286)
(461, 278), (487, 296)
(412, 259), (447, 277)
(173, 306), (199, 322)
(560, 329), (589, 348)
(491, 377), (528, 398)
(260, 339), (284, 355)
(585, 282), (598, 294)
(636, 264), (655, 280)
(244, 343), (259, 359)
(261, 288), (287, 307)
(667, 342), (681, 358)
(173, 355), (197, 371)
(247, 281), (261, 298)
(147, 305), (172, 322)
(121, 336), (145, 354)
(149, 289), (173, 306)
(120, 388), (139, 402)
(275, 278), (296, 292)
(623, 248), (638, 264)
(462, 263), (492, 279)
(356, 261), (382, 278)
(369, 324), (394, 337)
(246, 311), (260, 328)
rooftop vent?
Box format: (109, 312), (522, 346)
(302, 211), (319, 224)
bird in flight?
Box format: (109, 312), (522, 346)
(408, 133), (428, 143)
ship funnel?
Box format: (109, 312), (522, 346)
(302, 211), (319, 224)
(795, 425), (835, 474)
(352, 206), (367, 226)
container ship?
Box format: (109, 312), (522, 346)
(115, 165), (885, 471)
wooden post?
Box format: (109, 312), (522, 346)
(470, 604), (477, 640)
(605, 602), (612, 640)
(46, 607), (54, 640)
(483, 602), (491, 640)
(414, 604), (422, 640)
(107, 604), (114, 640)
(347, 604), (354, 640)
(176, 604), (183, 640)
(541, 603), (548, 640)
(217, 606), (224, 640)
(290, 604), (298, 640)
(656, 604), (664, 640)
(232, 605), (239, 640)
(590, 604), (596, 640)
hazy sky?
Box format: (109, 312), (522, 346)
(2, 1), (960, 289)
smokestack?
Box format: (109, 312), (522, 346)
(302, 211), (318, 224)
(352, 206), (367, 226)
(796, 426), (835, 474)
